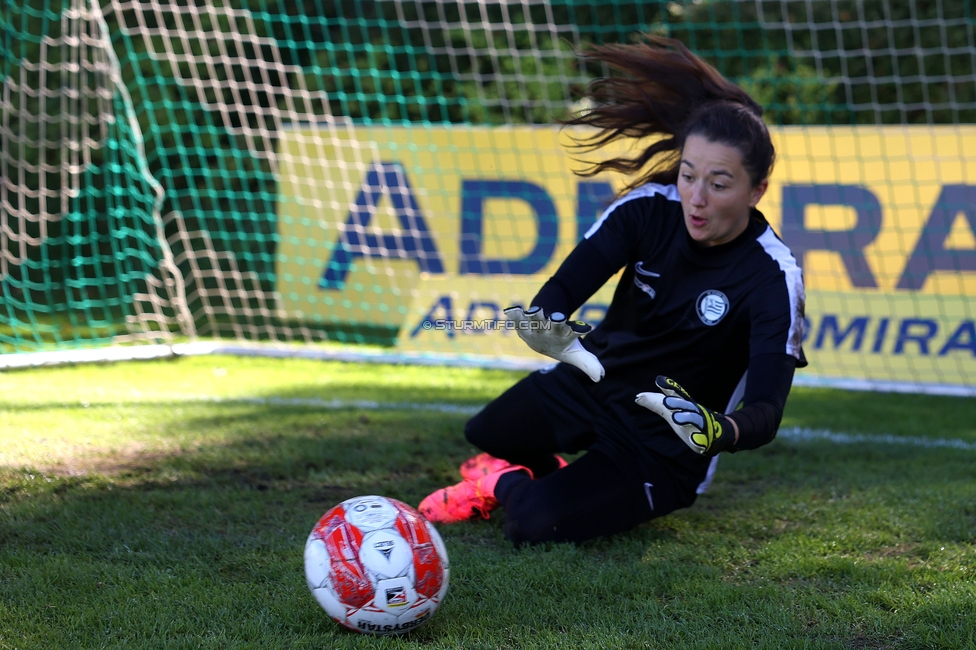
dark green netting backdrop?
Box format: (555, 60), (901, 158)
(2, 0), (975, 392)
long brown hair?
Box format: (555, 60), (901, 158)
(563, 35), (774, 190)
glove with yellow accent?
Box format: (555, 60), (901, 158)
(503, 305), (605, 382)
(635, 376), (734, 455)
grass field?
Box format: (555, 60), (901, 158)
(1, 355), (975, 649)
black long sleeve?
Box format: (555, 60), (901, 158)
(529, 238), (619, 318)
(726, 352), (797, 451)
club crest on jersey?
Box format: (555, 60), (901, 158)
(696, 290), (729, 325)
(633, 261), (660, 298)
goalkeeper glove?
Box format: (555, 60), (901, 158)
(504, 305), (605, 382)
(635, 376), (734, 455)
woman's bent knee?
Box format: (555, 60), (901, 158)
(463, 411), (491, 448)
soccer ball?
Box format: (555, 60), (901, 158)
(304, 495), (450, 635)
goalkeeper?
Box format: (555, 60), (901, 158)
(419, 35), (806, 545)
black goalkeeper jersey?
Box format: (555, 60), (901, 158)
(532, 183), (806, 461)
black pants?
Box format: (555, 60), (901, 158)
(465, 370), (701, 545)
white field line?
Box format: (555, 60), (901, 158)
(127, 395), (486, 416)
(69, 395), (976, 452)
(777, 426), (976, 451)
(217, 396), (484, 416)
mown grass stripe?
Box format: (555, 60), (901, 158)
(74, 395), (976, 453)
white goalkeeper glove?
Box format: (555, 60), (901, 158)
(503, 305), (605, 382)
(635, 376), (734, 456)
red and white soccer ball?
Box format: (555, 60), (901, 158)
(304, 495), (450, 636)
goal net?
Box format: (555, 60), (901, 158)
(3, 0), (975, 393)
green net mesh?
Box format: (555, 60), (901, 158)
(3, 0), (975, 391)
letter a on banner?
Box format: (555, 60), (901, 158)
(321, 162), (445, 290)
(897, 185), (976, 290)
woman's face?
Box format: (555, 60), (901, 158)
(677, 134), (768, 247)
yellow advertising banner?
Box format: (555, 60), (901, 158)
(276, 125), (976, 389)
